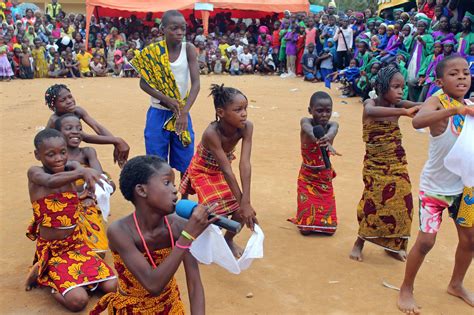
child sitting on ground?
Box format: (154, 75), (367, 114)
(180, 84), (258, 257)
(54, 114), (114, 253)
(25, 129), (117, 312)
(89, 53), (107, 77)
(44, 84), (130, 167)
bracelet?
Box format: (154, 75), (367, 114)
(181, 230), (196, 241)
(175, 241), (191, 250)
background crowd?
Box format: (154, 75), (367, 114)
(0, 0), (472, 102)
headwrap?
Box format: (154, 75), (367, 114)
(355, 12), (364, 18)
(393, 8), (404, 14)
(397, 49), (410, 61)
(258, 25), (269, 34)
(387, 25), (395, 30)
(380, 23), (387, 29)
(400, 12), (410, 20)
(328, 1), (336, 8)
(463, 12), (473, 24)
(441, 38), (455, 46)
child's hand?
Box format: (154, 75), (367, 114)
(457, 106), (474, 116)
(80, 168), (103, 192)
(175, 113), (188, 134)
(327, 144), (342, 156)
(404, 106), (420, 118)
(239, 203), (258, 231)
(113, 137), (130, 168)
(417, 76), (425, 85)
(317, 135), (332, 147)
(184, 203), (219, 238)
(166, 98), (181, 116)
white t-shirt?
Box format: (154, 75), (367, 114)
(238, 52), (253, 66)
(227, 45), (244, 56)
(333, 27), (353, 51)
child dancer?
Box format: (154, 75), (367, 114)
(44, 84), (130, 167)
(25, 129), (116, 312)
(398, 56), (474, 313)
(54, 114), (113, 253)
(350, 64), (420, 262)
(91, 155), (216, 314)
(288, 91), (339, 235)
(180, 84), (258, 257)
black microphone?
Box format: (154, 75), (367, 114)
(313, 125), (331, 169)
(175, 199), (242, 233)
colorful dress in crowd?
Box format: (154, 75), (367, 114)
(26, 192), (115, 295)
(32, 46), (49, 78)
(0, 44), (13, 77)
(356, 121), (413, 253)
(288, 141), (337, 234)
(179, 143), (240, 216)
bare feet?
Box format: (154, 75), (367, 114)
(385, 249), (407, 262)
(349, 238), (364, 262)
(25, 262), (40, 291)
(447, 284), (474, 307)
(226, 239), (243, 258)
(397, 286), (421, 314)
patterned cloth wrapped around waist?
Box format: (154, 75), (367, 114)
(33, 227), (115, 295)
(130, 40), (191, 147)
(26, 192), (80, 241)
(91, 249), (184, 315)
(179, 143), (239, 215)
(362, 121), (407, 172)
(300, 141), (335, 179)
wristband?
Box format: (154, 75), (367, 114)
(181, 230), (196, 241)
(175, 242), (191, 250)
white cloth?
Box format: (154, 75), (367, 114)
(238, 52), (253, 66)
(94, 178), (114, 222)
(333, 27), (353, 51)
(444, 114), (474, 187)
(190, 224), (264, 274)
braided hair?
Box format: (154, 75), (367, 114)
(209, 84), (247, 121)
(374, 63), (401, 97)
(45, 84), (70, 111)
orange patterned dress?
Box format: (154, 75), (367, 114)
(26, 192), (115, 295)
(91, 249), (185, 314)
(179, 142), (240, 215)
(288, 141), (337, 234)
(356, 121), (413, 252)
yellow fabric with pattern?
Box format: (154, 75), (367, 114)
(130, 40), (191, 147)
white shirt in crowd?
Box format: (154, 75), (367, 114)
(227, 45), (244, 56)
(238, 52), (253, 66)
(333, 27), (353, 52)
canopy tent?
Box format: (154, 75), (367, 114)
(377, 0), (414, 13)
(85, 0), (309, 45)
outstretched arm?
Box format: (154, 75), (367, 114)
(239, 122), (257, 230)
(75, 106), (129, 167)
(364, 99), (419, 118)
(28, 162), (101, 190)
(412, 96), (467, 129)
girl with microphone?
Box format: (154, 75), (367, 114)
(91, 155), (217, 315)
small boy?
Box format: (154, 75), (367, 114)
(301, 42), (318, 82)
(288, 91), (339, 234)
(239, 46), (253, 74)
(76, 43), (92, 77)
(19, 43), (33, 79)
(89, 53), (107, 77)
(398, 56), (474, 313)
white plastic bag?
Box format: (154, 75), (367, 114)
(94, 177), (114, 222)
(190, 224), (264, 274)
(444, 114), (474, 187)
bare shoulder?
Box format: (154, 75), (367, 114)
(186, 42), (197, 56)
(107, 216), (133, 249)
(74, 106), (87, 118)
(27, 165), (43, 178)
(363, 99), (375, 107)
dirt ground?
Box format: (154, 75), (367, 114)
(0, 76), (472, 315)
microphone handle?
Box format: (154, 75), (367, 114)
(321, 147), (331, 169)
(209, 214), (242, 233)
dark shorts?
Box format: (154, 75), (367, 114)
(144, 107), (195, 173)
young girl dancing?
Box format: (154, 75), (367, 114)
(349, 64), (420, 262)
(91, 155), (216, 314)
(180, 84), (258, 257)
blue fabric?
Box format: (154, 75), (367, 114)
(304, 72), (315, 80)
(144, 107), (195, 173)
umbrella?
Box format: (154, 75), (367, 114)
(17, 3), (41, 17)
